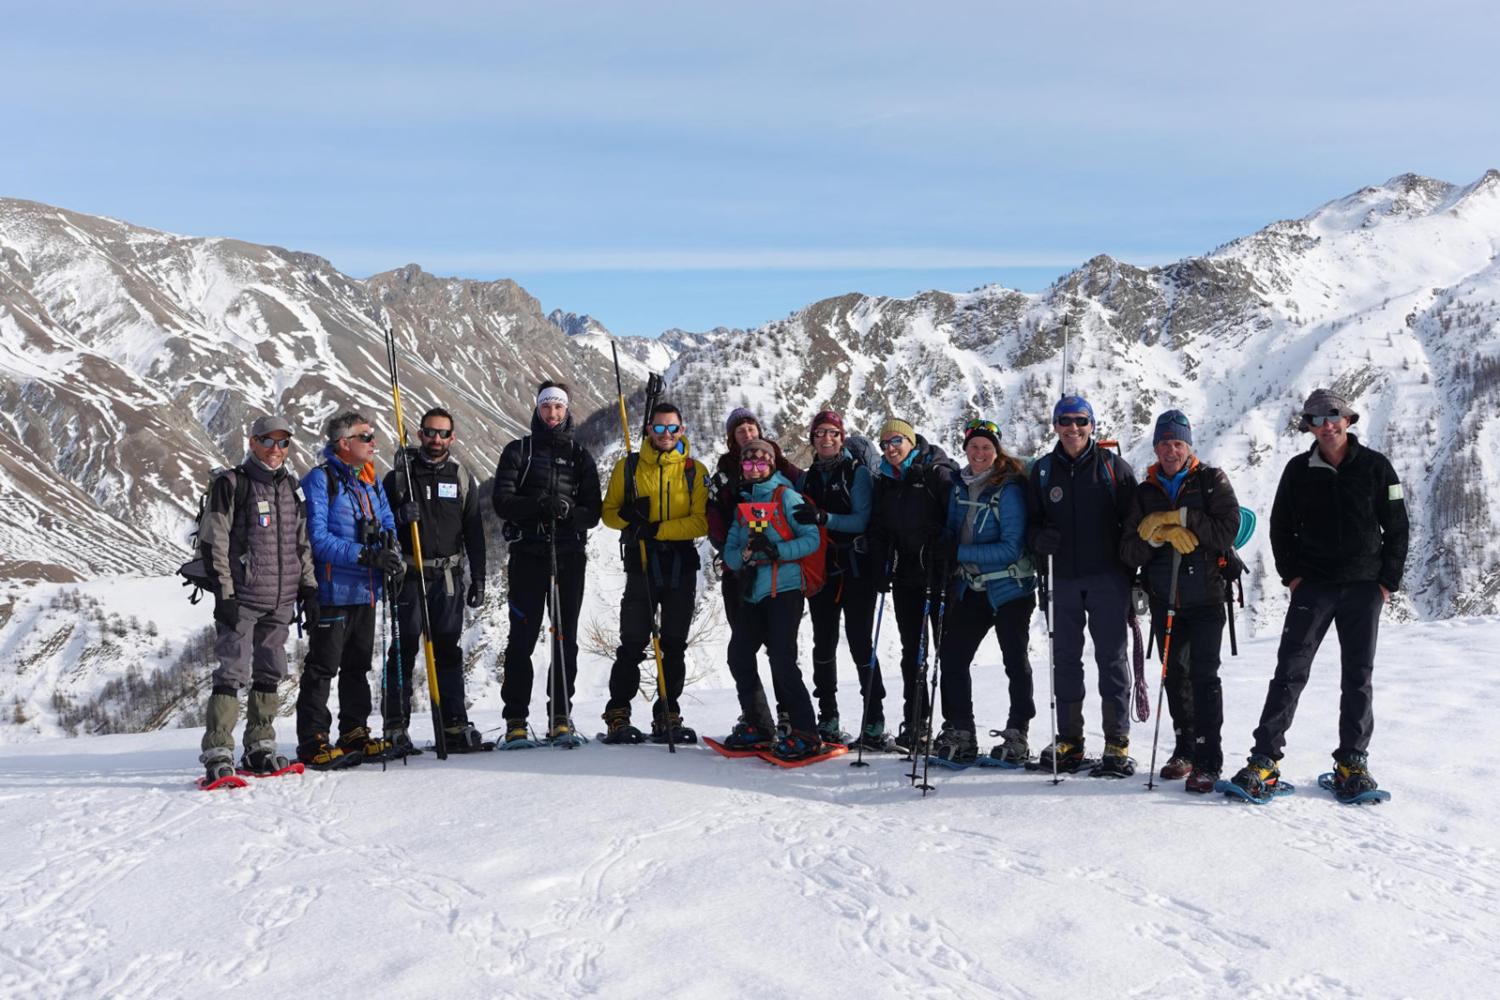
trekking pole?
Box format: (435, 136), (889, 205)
(546, 521), (566, 747)
(1044, 555), (1061, 785)
(1145, 549), (1183, 791)
(905, 586), (936, 779)
(916, 563), (950, 795)
(383, 323), (447, 759)
(387, 573), (408, 767)
(377, 575), (389, 772)
(611, 341), (674, 754)
(850, 557), (891, 769)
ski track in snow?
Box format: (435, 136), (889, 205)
(3, 619), (1500, 998)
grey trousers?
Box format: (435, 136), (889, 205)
(211, 602), (294, 689)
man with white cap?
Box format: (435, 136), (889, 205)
(1230, 388), (1409, 802)
(493, 380), (602, 746)
(196, 414), (319, 785)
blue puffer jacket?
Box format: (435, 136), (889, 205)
(723, 472), (822, 602)
(945, 472), (1036, 611)
(300, 446), (397, 606)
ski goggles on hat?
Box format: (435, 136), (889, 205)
(1303, 413), (1347, 427)
(879, 436), (908, 449)
(1054, 416), (1091, 428)
(253, 435), (292, 449)
(964, 419), (1000, 435)
(740, 458), (771, 472)
(419, 427), (453, 439)
(652, 423), (682, 434)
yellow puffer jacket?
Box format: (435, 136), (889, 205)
(602, 438), (709, 542)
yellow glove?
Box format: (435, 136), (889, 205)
(1152, 525), (1200, 555)
(1137, 510), (1181, 541)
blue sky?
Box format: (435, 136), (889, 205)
(5, 1), (1498, 336)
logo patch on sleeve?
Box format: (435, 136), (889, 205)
(1388, 484), (1404, 501)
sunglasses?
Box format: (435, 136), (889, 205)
(420, 427), (453, 439)
(740, 458), (771, 471)
(253, 435), (291, 450)
(965, 418), (1000, 435)
(345, 432), (376, 443)
(879, 436), (908, 450)
(652, 423), (682, 435)
(813, 428), (843, 439)
(1055, 416), (1091, 428)
(1304, 413), (1345, 428)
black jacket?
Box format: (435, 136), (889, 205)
(1269, 434), (1408, 592)
(1027, 440), (1137, 580)
(384, 450), (486, 582)
(491, 412), (602, 556)
(1120, 461), (1242, 607)
(870, 435), (959, 585)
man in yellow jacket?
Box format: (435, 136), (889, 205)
(600, 400), (709, 744)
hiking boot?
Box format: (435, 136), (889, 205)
(443, 722), (486, 752)
(239, 739), (290, 775)
(849, 721), (896, 752)
(722, 719), (775, 751)
(383, 728), (423, 758)
(1091, 741), (1136, 778)
(299, 733), (354, 771)
(1159, 754), (1193, 780)
(932, 724), (978, 764)
(988, 727), (1029, 765)
(772, 730), (825, 762)
(1038, 738), (1085, 772)
(650, 703), (698, 745)
(1185, 766), (1220, 794)
(895, 721), (930, 754)
(599, 706), (646, 745)
(501, 718), (531, 745)
(337, 726), (390, 761)
(548, 717), (576, 741)
(200, 746), (237, 784)
(1332, 750), (1379, 797)
(816, 714), (850, 745)
(1230, 753), (1282, 797)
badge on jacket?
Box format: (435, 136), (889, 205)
(1049, 486), (1064, 503)
(438, 482), (458, 499)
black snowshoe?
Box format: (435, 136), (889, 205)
(931, 724), (979, 765)
(598, 707), (647, 745)
(1089, 742), (1136, 778)
(239, 740), (291, 776)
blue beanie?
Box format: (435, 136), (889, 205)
(1052, 395), (1095, 426)
(1153, 409), (1193, 446)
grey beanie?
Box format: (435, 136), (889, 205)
(1299, 389), (1359, 431)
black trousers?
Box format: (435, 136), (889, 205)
(606, 572), (696, 715)
(721, 566), (782, 722)
(807, 570), (879, 721)
(891, 582), (942, 731)
(1149, 598), (1226, 769)
(499, 549), (587, 721)
(383, 571), (467, 730)
(1049, 570), (1132, 743)
(297, 602), (376, 746)
(937, 589), (1036, 733)
(727, 590), (816, 734)
(1252, 580), (1383, 760)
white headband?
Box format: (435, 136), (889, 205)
(537, 386), (569, 409)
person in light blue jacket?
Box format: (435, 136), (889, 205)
(720, 438), (826, 762)
(926, 420), (1038, 765)
(294, 411), (401, 769)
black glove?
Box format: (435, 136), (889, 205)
(745, 532), (778, 562)
(361, 544), (406, 576)
(1032, 527), (1063, 557)
(538, 494), (573, 521)
(623, 521), (659, 546)
(213, 596), (239, 628)
(792, 502), (826, 526)
(298, 586), (320, 628)
(395, 501), (421, 526)
(925, 535), (960, 567)
(619, 497), (651, 526)
(466, 578), (485, 609)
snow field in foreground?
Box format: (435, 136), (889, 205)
(1, 617), (1497, 999)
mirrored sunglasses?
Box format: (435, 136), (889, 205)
(253, 435), (292, 449)
(1055, 416), (1091, 428)
(1303, 413), (1345, 427)
(420, 427), (453, 439)
(652, 423), (682, 434)
(879, 436), (908, 449)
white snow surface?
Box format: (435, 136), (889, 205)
(2, 616), (1496, 999)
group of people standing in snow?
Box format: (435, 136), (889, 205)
(193, 381), (1407, 801)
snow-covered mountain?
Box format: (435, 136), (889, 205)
(3, 171), (1498, 740)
